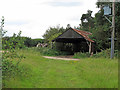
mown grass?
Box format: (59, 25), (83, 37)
(3, 49), (118, 88)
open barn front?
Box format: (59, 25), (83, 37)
(52, 27), (94, 55)
(53, 40), (89, 55)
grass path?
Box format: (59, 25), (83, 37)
(4, 49), (118, 88)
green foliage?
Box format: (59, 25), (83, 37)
(80, 10), (95, 31)
(2, 36), (44, 48)
(2, 29), (26, 87)
(2, 50), (26, 79)
(92, 49), (110, 58)
(48, 32), (62, 44)
(3, 49), (118, 88)
(24, 37), (44, 47)
(73, 49), (118, 59)
(2, 31), (25, 49)
(92, 49), (118, 58)
(73, 52), (90, 59)
(115, 3), (120, 51)
(90, 26), (110, 51)
(79, 2), (120, 52)
(33, 38), (44, 44)
(43, 25), (66, 44)
(2, 50), (26, 87)
(0, 16), (7, 36)
(33, 47), (71, 56)
(2, 55), (25, 78)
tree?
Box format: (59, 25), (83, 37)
(115, 3), (120, 51)
(66, 24), (71, 29)
(79, 2), (120, 53)
(80, 10), (95, 31)
(43, 25), (65, 44)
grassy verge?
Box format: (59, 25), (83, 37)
(3, 49), (118, 88)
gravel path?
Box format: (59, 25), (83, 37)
(43, 56), (80, 61)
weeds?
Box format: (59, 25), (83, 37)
(73, 52), (90, 59)
(92, 49), (118, 58)
(73, 49), (118, 59)
(32, 47), (71, 56)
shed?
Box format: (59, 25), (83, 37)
(52, 27), (94, 54)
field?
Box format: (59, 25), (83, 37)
(3, 49), (118, 88)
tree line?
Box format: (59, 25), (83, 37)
(2, 31), (44, 49)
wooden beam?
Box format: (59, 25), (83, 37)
(89, 42), (92, 54)
(91, 42), (94, 56)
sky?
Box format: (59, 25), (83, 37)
(0, 0), (100, 39)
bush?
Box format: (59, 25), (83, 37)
(2, 31), (25, 50)
(73, 52), (90, 59)
(2, 59), (22, 78)
(2, 31), (26, 87)
(33, 47), (71, 56)
(92, 49), (118, 58)
(24, 37), (44, 47)
(2, 50), (25, 77)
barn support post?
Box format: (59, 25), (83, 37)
(86, 41), (90, 54)
(89, 42), (92, 54)
(89, 42), (94, 56)
(91, 42), (94, 56)
(86, 41), (91, 54)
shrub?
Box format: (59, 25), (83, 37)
(2, 50), (25, 77)
(33, 47), (71, 56)
(92, 49), (118, 58)
(2, 31), (25, 50)
(2, 31), (26, 87)
(73, 52), (90, 59)
(1, 18), (27, 87)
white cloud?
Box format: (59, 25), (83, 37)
(0, 0), (99, 39)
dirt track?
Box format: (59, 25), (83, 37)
(43, 56), (80, 61)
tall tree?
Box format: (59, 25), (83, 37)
(43, 25), (65, 44)
(80, 10), (95, 31)
(79, 2), (120, 52)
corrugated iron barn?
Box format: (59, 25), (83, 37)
(52, 27), (94, 54)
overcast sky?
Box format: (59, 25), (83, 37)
(1, 0), (99, 39)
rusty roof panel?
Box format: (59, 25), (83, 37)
(72, 28), (94, 42)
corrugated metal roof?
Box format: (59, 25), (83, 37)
(72, 28), (94, 42)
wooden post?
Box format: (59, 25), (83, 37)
(91, 42), (94, 56)
(86, 41), (93, 55)
(89, 42), (92, 54)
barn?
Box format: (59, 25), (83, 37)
(52, 27), (94, 55)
